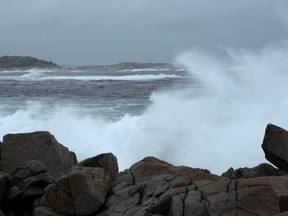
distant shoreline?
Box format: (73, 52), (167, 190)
(0, 55), (181, 71)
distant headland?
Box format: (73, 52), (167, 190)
(76, 62), (179, 71)
(0, 56), (60, 70)
(0, 55), (180, 71)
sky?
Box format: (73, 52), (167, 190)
(0, 0), (288, 65)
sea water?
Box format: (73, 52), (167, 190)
(1, 44), (288, 174)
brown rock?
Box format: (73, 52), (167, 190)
(37, 166), (113, 216)
(98, 156), (282, 216)
(5, 160), (54, 215)
(222, 163), (287, 179)
(262, 123), (288, 171)
(1, 131), (77, 179)
(77, 152), (118, 187)
(237, 178), (280, 215)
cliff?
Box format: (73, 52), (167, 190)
(0, 56), (60, 70)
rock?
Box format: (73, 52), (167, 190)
(0, 56), (60, 70)
(1, 131), (77, 179)
(237, 178), (280, 215)
(262, 123), (288, 171)
(0, 210), (5, 216)
(77, 153), (118, 187)
(98, 156), (282, 215)
(33, 206), (60, 216)
(36, 165), (114, 216)
(5, 160), (54, 215)
(0, 141), (2, 161)
(275, 212), (288, 216)
(0, 172), (9, 208)
(222, 163), (287, 179)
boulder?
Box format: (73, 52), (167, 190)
(5, 160), (54, 215)
(1, 131), (77, 179)
(262, 124), (288, 171)
(77, 152), (118, 187)
(35, 166), (114, 216)
(98, 156), (281, 216)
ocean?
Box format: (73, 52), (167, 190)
(1, 47), (288, 174)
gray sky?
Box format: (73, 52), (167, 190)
(0, 0), (287, 65)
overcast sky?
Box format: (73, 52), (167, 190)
(0, 0), (288, 65)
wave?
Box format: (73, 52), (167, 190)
(1, 73), (183, 81)
(47, 74), (183, 81)
(1, 43), (288, 174)
(119, 68), (172, 72)
(0, 68), (55, 73)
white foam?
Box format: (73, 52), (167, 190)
(120, 68), (171, 72)
(1, 73), (182, 81)
(1, 43), (288, 174)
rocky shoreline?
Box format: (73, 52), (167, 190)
(0, 123), (287, 215)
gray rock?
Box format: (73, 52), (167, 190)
(98, 156), (281, 216)
(1, 131), (77, 179)
(222, 163), (287, 179)
(77, 152), (118, 187)
(262, 123), (288, 171)
(37, 166), (113, 216)
(0, 210), (5, 216)
(33, 206), (60, 216)
(5, 160), (54, 215)
(0, 172), (9, 208)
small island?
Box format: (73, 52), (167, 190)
(0, 56), (61, 70)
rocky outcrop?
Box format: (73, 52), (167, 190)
(35, 154), (119, 216)
(97, 157), (282, 216)
(77, 153), (119, 187)
(4, 161), (54, 215)
(1, 131), (77, 179)
(222, 163), (287, 179)
(0, 125), (287, 215)
(262, 123), (288, 171)
(0, 56), (60, 70)
(35, 166), (112, 216)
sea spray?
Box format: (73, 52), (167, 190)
(128, 44), (288, 173)
(1, 44), (288, 174)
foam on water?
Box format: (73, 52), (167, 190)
(1, 73), (182, 81)
(46, 74), (182, 81)
(1, 43), (288, 174)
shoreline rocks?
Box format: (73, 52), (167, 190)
(0, 124), (288, 215)
(1, 131), (77, 179)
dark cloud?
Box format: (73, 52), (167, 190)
(0, 0), (287, 65)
